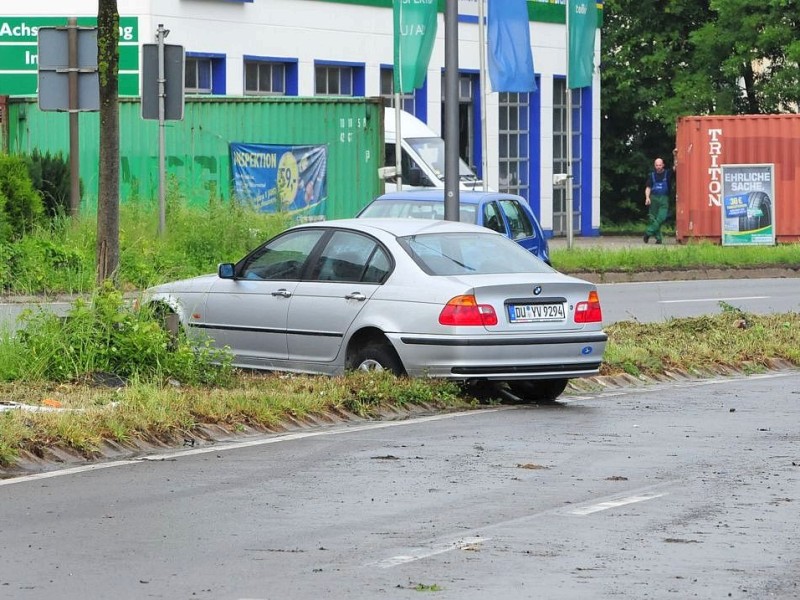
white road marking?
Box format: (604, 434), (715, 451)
(659, 295), (767, 304)
(373, 536), (491, 569)
(371, 482), (678, 569)
(0, 408), (508, 487)
(569, 492), (667, 515)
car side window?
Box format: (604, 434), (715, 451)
(499, 199), (534, 239)
(313, 231), (389, 283)
(483, 202), (505, 233)
(240, 229), (325, 280)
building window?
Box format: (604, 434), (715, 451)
(380, 68), (416, 114)
(498, 92), (530, 201)
(186, 57), (212, 94)
(245, 61), (286, 95)
(315, 65), (353, 96)
(552, 79), (582, 235)
(185, 53), (226, 95)
(441, 73), (478, 170)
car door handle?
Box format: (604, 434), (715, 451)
(271, 289), (293, 298)
(344, 292), (367, 301)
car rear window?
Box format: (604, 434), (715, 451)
(360, 201), (477, 224)
(398, 232), (552, 276)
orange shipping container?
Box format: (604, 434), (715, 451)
(675, 114), (800, 243)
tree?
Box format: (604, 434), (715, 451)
(600, 0), (711, 224)
(670, 0), (800, 116)
(96, 0), (120, 284)
(599, 0), (799, 225)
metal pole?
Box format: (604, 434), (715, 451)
(444, 0), (459, 221)
(157, 24), (167, 235)
(477, 0), (488, 191)
(565, 3), (574, 249)
(566, 87), (574, 249)
(67, 17), (80, 217)
(394, 92), (403, 189)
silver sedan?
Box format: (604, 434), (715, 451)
(145, 219), (607, 401)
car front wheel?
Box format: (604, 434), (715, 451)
(507, 378), (569, 403)
(348, 342), (405, 376)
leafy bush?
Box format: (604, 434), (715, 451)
(0, 198), (289, 294)
(5, 283), (232, 385)
(0, 154), (44, 241)
(23, 149), (77, 218)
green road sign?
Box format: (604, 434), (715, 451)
(0, 16), (139, 95)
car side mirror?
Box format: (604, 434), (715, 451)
(407, 165), (424, 187)
(218, 263), (235, 279)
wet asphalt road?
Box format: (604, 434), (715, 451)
(1, 371), (799, 599)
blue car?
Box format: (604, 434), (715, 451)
(357, 190), (551, 265)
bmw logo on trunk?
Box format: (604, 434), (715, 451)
(533, 286), (542, 295)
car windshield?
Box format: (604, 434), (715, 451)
(359, 200), (477, 223)
(406, 137), (477, 180)
(398, 232), (552, 276)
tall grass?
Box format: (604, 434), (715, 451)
(1, 283), (232, 385)
(552, 240), (800, 273)
(0, 197), (291, 294)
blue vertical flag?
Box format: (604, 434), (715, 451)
(568, 0), (598, 88)
(487, 0), (537, 93)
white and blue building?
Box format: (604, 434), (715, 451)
(0, 0), (602, 236)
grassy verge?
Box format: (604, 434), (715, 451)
(1, 303), (798, 470)
(2, 201), (798, 295)
(551, 240), (800, 274)
(0, 372), (466, 467)
(1, 199), (290, 295)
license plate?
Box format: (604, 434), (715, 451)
(508, 303), (566, 323)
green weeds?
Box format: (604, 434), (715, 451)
(551, 240), (800, 274)
(3, 283), (231, 385)
(602, 309), (800, 378)
(0, 200), (290, 294)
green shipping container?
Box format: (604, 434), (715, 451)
(4, 96), (384, 220)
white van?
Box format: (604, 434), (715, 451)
(382, 108), (485, 192)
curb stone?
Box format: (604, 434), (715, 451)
(4, 365), (798, 480)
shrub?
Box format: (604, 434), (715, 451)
(10, 282), (232, 385)
(0, 154), (44, 241)
(23, 149), (78, 218)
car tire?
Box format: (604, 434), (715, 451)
(349, 342), (405, 376)
(152, 304), (181, 350)
(507, 378), (569, 403)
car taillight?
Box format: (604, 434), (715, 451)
(574, 290), (602, 323)
(439, 295), (498, 326)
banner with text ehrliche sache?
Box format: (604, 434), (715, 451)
(393, 0), (438, 93)
(720, 164), (775, 246)
(230, 143), (328, 217)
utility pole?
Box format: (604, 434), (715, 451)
(156, 23), (169, 235)
(443, 0), (459, 221)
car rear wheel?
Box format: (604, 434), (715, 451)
(349, 342), (405, 376)
(507, 378), (569, 403)
(152, 304), (181, 350)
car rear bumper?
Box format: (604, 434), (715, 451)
(390, 331), (607, 380)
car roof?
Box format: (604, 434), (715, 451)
(290, 217), (495, 238)
(375, 190), (529, 205)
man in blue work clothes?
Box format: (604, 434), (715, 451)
(644, 150), (677, 244)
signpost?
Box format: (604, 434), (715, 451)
(141, 24), (184, 235)
(37, 20), (100, 216)
(0, 16), (139, 96)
